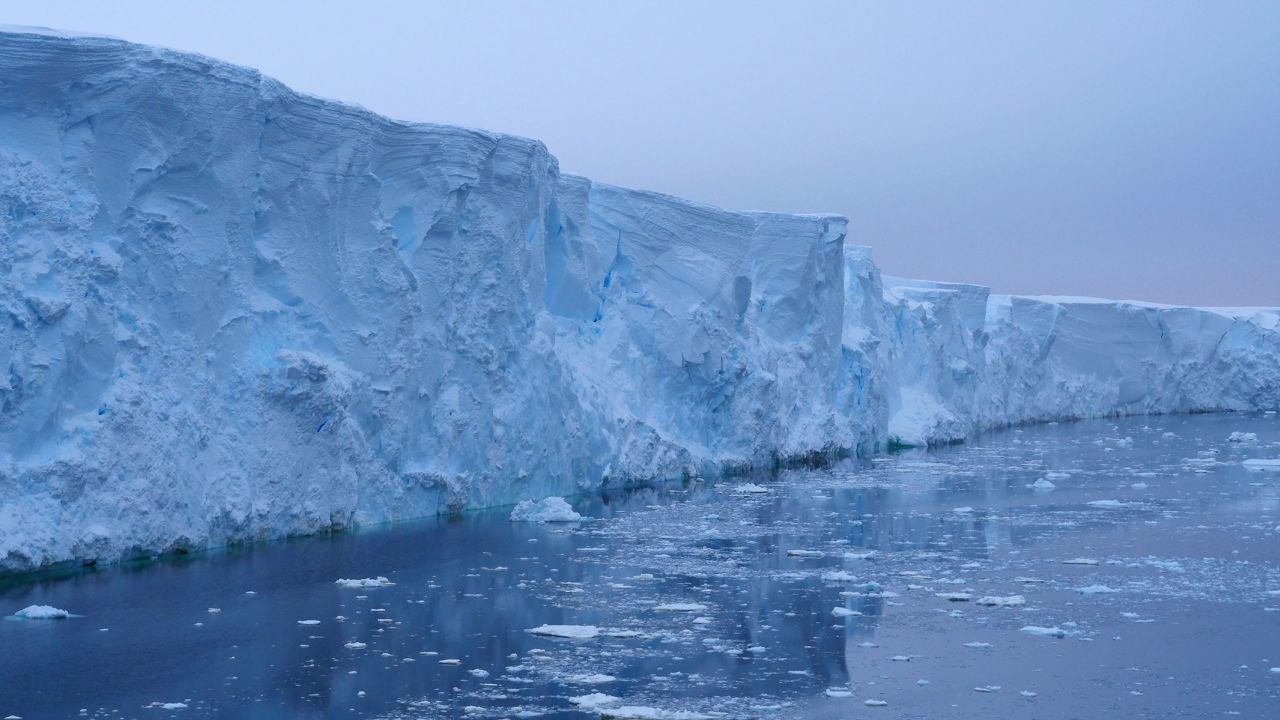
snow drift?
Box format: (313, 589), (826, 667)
(0, 28), (1277, 573)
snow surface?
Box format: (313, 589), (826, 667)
(0, 27), (1277, 573)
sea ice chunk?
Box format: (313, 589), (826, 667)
(526, 624), (599, 639)
(12, 605), (70, 619)
(509, 497), (582, 522)
(335, 577), (394, 588)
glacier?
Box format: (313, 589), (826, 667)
(0, 27), (1277, 574)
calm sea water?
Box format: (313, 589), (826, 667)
(3, 413), (1279, 719)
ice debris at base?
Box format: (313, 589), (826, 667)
(0, 26), (1278, 574)
(334, 577), (394, 588)
(526, 624), (600, 639)
(509, 498), (582, 523)
(975, 595), (1026, 607)
(11, 605), (70, 619)
(653, 603), (708, 612)
(1021, 626), (1069, 638)
(570, 693), (620, 709)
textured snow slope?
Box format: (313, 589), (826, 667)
(0, 28), (1276, 573)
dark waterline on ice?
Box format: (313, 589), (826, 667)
(3, 413), (1279, 719)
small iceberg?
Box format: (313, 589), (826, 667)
(335, 576), (394, 589)
(786, 549), (824, 558)
(975, 595), (1026, 607)
(1243, 459), (1280, 473)
(1021, 625), (1068, 638)
(571, 693), (620, 709)
(1228, 432), (1258, 442)
(12, 605), (71, 620)
(526, 624), (599, 639)
(510, 497), (582, 522)
(653, 602), (707, 612)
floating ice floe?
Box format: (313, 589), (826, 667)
(509, 497), (582, 522)
(963, 641), (993, 649)
(11, 605), (71, 619)
(144, 702), (188, 710)
(863, 699), (888, 707)
(832, 606), (862, 617)
(344, 641), (367, 649)
(297, 619), (321, 625)
(1243, 459), (1280, 473)
(975, 595), (1026, 607)
(567, 673), (617, 684)
(1021, 625), (1068, 638)
(526, 624), (599, 639)
(570, 693), (620, 709)
(937, 592), (973, 602)
(821, 570), (857, 582)
(824, 688), (852, 698)
(732, 483), (770, 494)
(786, 549), (824, 558)
(1228, 432), (1258, 442)
(1028, 478), (1056, 491)
(1087, 499), (1129, 508)
(653, 603), (707, 612)
(952, 506), (974, 514)
(335, 576), (394, 589)
(1044, 471), (1071, 480)
(1076, 584), (1119, 594)
(598, 707), (714, 720)
(1063, 557), (1100, 565)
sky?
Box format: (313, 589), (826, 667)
(3, 1), (1277, 305)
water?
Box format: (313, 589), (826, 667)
(3, 413), (1280, 719)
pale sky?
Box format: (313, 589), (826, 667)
(3, 1), (1277, 305)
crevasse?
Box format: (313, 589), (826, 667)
(1, 28), (1277, 573)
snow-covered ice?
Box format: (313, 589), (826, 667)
(334, 577), (394, 588)
(11, 605), (70, 619)
(509, 498), (582, 523)
(526, 624), (600, 639)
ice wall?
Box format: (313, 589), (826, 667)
(876, 273), (1280, 446)
(0, 28), (1276, 574)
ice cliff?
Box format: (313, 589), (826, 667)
(1, 28), (1277, 574)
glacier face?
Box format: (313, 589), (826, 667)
(0, 28), (1277, 574)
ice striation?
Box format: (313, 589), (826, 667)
(1, 27), (1278, 574)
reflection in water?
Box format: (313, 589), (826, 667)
(2, 413), (1279, 718)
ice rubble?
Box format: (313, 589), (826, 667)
(0, 27), (1278, 573)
